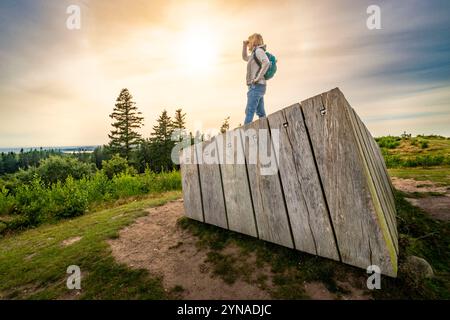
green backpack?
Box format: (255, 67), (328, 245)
(253, 48), (277, 80)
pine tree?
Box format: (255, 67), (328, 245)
(173, 108), (186, 131)
(108, 88), (144, 160)
(149, 110), (175, 172)
(220, 116), (230, 134)
(172, 108), (187, 142)
(150, 110), (173, 143)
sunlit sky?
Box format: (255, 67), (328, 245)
(1, 0), (449, 147)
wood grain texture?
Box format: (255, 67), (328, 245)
(180, 145), (204, 222)
(197, 137), (229, 229)
(343, 102), (397, 276)
(217, 128), (258, 237)
(242, 118), (294, 248)
(267, 105), (339, 260)
(347, 105), (398, 254)
(301, 88), (397, 276)
(359, 115), (398, 239)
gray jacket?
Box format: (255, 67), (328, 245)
(242, 44), (270, 86)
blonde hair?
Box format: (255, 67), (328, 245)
(247, 33), (264, 51)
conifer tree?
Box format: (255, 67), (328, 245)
(108, 88), (144, 160)
(149, 110), (175, 172)
(150, 110), (173, 143)
(173, 108), (186, 131)
(220, 116), (230, 134)
(172, 108), (187, 142)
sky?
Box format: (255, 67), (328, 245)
(0, 0), (449, 147)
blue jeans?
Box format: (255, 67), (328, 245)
(244, 84), (266, 125)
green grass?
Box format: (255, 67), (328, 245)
(178, 190), (450, 300)
(377, 136), (450, 168)
(0, 191), (181, 299)
(388, 167), (450, 186)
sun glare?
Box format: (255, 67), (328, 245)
(179, 26), (218, 71)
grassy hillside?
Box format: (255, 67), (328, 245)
(376, 135), (450, 185)
(0, 189), (448, 300)
(0, 191), (181, 299)
(376, 135), (450, 169)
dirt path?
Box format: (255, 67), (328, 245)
(108, 199), (270, 299)
(108, 199), (368, 300)
(391, 177), (450, 221)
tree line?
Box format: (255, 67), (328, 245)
(1, 88), (230, 177)
(0, 149), (62, 176)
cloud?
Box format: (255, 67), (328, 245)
(0, 0), (449, 147)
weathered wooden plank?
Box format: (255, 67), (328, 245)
(242, 118), (294, 248)
(217, 128), (258, 237)
(367, 131), (398, 239)
(180, 144), (204, 222)
(196, 137), (229, 229)
(348, 107), (398, 255)
(341, 101), (397, 276)
(267, 105), (340, 260)
(347, 105), (398, 253)
(301, 88), (397, 276)
(357, 113), (398, 239)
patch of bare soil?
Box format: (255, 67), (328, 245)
(108, 199), (270, 299)
(303, 277), (370, 300)
(336, 279), (371, 300)
(391, 177), (447, 194)
(304, 282), (335, 300)
(391, 177), (450, 221)
(61, 236), (82, 247)
(404, 196), (450, 221)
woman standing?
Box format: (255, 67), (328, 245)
(242, 33), (271, 125)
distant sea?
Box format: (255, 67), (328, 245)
(0, 146), (100, 154)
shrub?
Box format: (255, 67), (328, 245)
(2, 214), (32, 232)
(102, 154), (137, 179)
(420, 140), (429, 149)
(153, 170), (182, 192)
(0, 187), (15, 215)
(376, 136), (401, 149)
(83, 171), (113, 203)
(111, 173), (146, 198)
(141, 169), (181, 193)
(405, 155), (444, 167)
(384, 155), (403, 168)
(14, 177), (50, 225)
(37, 156), (96, 185)
(49, 176), (89, 219)
(11, 167), (39, 185)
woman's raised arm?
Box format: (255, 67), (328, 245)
(242, 41), (249, 61)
